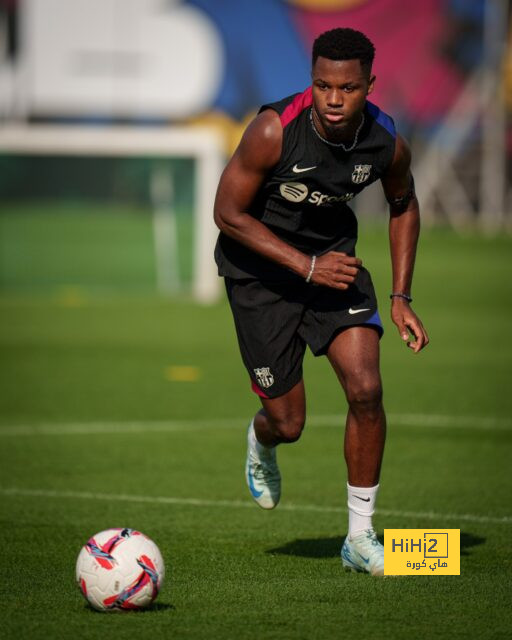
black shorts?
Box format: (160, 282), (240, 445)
(225, 267), (383, 399)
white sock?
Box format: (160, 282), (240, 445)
(347, 483), (379, 537)
(249, 419), (275, 456)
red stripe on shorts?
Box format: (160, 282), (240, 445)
(251, 379), (270, 399)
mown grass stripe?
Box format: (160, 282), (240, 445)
(0, 413), (510, 436)
(1, 487), (511, 526)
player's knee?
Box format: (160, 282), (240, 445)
(346, 378), (383, 416)
(269, 414), (305, 443)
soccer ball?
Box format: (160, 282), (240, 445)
(76, 528), (165, 611)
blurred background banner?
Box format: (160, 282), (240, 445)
(0, 0), (510, 300)
(0, 0), (502, 126)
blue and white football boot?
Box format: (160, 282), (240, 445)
(245, 422), (281, 510)
(341, 529), (385, 576)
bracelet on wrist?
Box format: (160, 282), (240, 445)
(305, 255), (316, 283)
(390, 292), (413, 302)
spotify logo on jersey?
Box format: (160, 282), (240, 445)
(279, 182), (308, 203)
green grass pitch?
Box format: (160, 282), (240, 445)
(0, 208), (511, 639)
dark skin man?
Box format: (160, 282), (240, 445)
(215, 56), (428, 487)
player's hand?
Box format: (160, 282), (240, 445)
(391, 298), (429, 353)
(311, 251), (362, 289)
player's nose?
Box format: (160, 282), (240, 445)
(327, 89), (343, 106)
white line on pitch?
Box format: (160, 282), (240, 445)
(0, 413), (510, 436)
(1, 487), (511, 526)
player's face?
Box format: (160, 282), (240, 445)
(311, 57), (375, 140)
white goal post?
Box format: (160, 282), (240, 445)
(0, 125), (225, 303)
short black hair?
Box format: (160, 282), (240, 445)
(312, 28), (375, 74)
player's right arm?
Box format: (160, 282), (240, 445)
(214, 110), (360, 289)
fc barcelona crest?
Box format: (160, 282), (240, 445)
(351, 164), (372, 184)
(254, 367), (274, 389)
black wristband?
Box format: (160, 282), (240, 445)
(390, 293), (413, 302)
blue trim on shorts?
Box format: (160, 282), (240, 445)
(364, 310), (384, 337)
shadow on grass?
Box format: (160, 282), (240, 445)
(266, 531), (484, 559)
(460, 531), (486, 556)
(266, 536), (344, 558)
(84, 601), (175, 614)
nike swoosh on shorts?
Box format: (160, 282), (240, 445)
(348, 307), (371, 315)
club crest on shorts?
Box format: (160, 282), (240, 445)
(351, 164), (372, 184)
(254, 367), (274, 389)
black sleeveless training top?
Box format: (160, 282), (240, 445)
(215, 86), (396, 282)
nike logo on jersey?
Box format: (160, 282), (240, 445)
(292, 163), (317, 173)
(348, 307), (371, 315)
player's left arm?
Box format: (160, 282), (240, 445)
(381, 134), (429, 353)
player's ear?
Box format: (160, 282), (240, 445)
(367, 75), (376, 95)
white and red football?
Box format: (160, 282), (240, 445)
(76, 528), (165, 611)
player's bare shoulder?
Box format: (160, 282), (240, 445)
(235, 108), (283, 171)
(381, 133), (414, 204)
(386, 133), (412, 178)
(214, 108), (283, 227)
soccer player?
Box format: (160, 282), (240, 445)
(213, 28), (429, 576)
